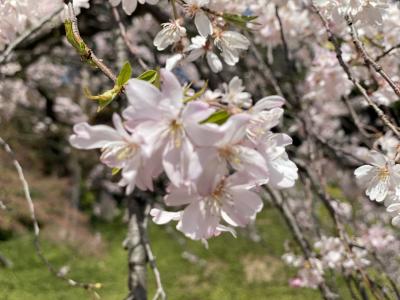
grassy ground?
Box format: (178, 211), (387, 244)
(0, 208), (321, 300)
(0, 147), (321, 300)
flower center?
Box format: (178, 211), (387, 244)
(378, 167), (390, 180)
(219, 146), (241, 166)
(102, 142), (138, 162)
(170, 119), (183, 148)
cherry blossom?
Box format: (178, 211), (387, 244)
(153, 20), (187, 51)
(152, 172), (263, 240)
(354, 151), (400, 202)
(70, 114), (147, 194)
(186, 36), (222, 73)
(214, 30), (250, 66)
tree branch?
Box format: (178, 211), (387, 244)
(312, 5), (400, 139)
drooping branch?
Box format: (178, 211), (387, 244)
(312, 5), (400, 139)
(142, 205), (166, 300)
(0, 137), (102, 297)
(265, 187), (338, 300)
(345, 15), (400, 99)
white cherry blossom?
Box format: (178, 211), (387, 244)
(214, 30), (250, 66)
(354, 151), (400, 202)
(153, 20), (187, 51)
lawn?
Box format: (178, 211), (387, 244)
(0, 208), (321, 300)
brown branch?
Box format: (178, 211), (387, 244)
(376, 43), (400, 62)
(346, 15), (400, 99)
(264, 187), (338, 300)
(65, 1), (117, 82)
(312, 6), (400, 139)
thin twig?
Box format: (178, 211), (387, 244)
(244, 32), (286, 102)
(264, 187), (338, 300)
(341, 96), (377, 139)
(346, 15), (400, 98)
(312, 6), (400, 139)
(143, 205), (167, 300)
(297, 159), (385, 300)
(375, 43), (400, 62)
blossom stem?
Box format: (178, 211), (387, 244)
(171, 0), (179, 20)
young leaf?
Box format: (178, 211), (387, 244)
(117, 61), (132, 87)
(137, 69), (161, 88)
(200, 110), (230, 125)
(138, 70), (158, 82)
(84, 86), (121, 112)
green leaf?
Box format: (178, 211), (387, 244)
(200, 110), (230, 125)
(222, 13), (258, 29)
(84, 86), (121, 112)
(116, 62), (132, 87)
(184, 81), (208, 103)
(137, 69), (161, 88)
(138, 70), (158, 82)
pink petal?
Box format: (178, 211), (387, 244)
(69, 123), (120, 149)
(150, 208), (182, 225)
(164, 186), (198, 206)
(160, 69), (184, 104)
(221, 188), (263, 227)
(180, 201), (220, 240)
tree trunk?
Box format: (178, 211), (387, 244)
(124, 196), (147, 300)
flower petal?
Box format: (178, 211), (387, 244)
(69, 123), (120, 149)
(195, 11), (213, 37)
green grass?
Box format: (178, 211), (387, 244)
(0, 208), (321, 300)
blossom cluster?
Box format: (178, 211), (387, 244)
(283, 236), (370, 289)
(315, 0), (389, 25)
(154, 0), (251, 73)
(70, 70), (298, 240)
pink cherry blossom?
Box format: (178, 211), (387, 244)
(69, 114), (147, 194)
(151, 172), (263, 240)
